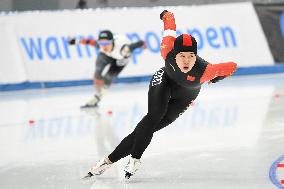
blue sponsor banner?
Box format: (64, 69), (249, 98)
(19, 26), (238, 65)
(0, 4), (276, 88)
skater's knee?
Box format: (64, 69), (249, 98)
(154, 116), (176, 132)
(147, 112), (164, 123)
(162, 116), (176, 126)
(103, 74), (114, 86)
(136, 119), (155, 135)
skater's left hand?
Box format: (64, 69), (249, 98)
(160, 10), (169, 20)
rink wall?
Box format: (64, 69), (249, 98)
(254, 3), (284, 63)
(0, 2), (283, 91)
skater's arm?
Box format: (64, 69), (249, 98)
(68, 38), (97, 47)
(197, 56), (224, 83)
(79, 39), (96, 46)
(128, 40), (146, 52)
(200, 62), (237, 83)
(160, 10), (176, 60)
(120, 40), (146, 58)
(196, 56), (210, 70)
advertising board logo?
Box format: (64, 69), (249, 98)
(269, 154), (284, 189)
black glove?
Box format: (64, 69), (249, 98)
(210, 76), (226, 83)
(68, 38), (76, 45)
(129, 40), (145, 51)
(160, 10), (168, 20)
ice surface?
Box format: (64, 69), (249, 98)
(0, 74), (284, 189)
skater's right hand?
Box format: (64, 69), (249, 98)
(68, 37), (76, 45)
(210, 76), (226, 83)
(160, 10), (169, 20)
(141, 40), (147, 49)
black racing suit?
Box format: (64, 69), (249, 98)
(108, 56), (208, 161)
(95, 38), (144, 86)
(108, 11), (236, 162)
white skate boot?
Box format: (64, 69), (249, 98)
(124, 157), (141, 180)
(82, 158), (112, 179)
(80, 94), (101, 108)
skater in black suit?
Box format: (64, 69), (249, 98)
(83, 10), (237, 180)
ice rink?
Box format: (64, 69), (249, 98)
(1, 74), (284, 189)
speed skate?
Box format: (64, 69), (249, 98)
(81, 158), (112, 180)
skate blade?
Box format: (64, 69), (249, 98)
(80, 104), (98, 109)
(81, 172), (94, 180)
(124, 171), (133, 180)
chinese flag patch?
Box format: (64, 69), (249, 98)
(187, 75), (195, 81)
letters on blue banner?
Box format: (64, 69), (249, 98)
(20, 26), (237, 64)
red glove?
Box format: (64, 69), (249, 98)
(200, 62), (237, 83)
(79, 39), (96, 46)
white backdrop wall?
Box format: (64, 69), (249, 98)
(0, 2), (274, 85)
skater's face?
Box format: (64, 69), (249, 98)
(175, 52), (196, 73)
(98, 39), (113, 53)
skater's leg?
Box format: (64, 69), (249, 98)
(108, 130), (136, 162)
(103, 62), (125, 86)
(127, 89), (199, 160)
(81, 53), (115, 108)
(122, 97), (195, 162)
(130, 69), (171, 159)
(108, 68), (171, 162)
(154, 98), (193, 132)
(108, 109), (167, 163)
(94, 53), (115, 96)
(121, 96), (194, 178)
(154, 84), (200, 132)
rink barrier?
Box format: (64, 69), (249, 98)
(0, 3), (275, 86)
(254, 3), (284, 63)
(233, 64), (284, 76)
(1, 64), (284, 91)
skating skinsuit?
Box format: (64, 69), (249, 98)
(82, 35), (144, 86)
(108, 12), (237, 162)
